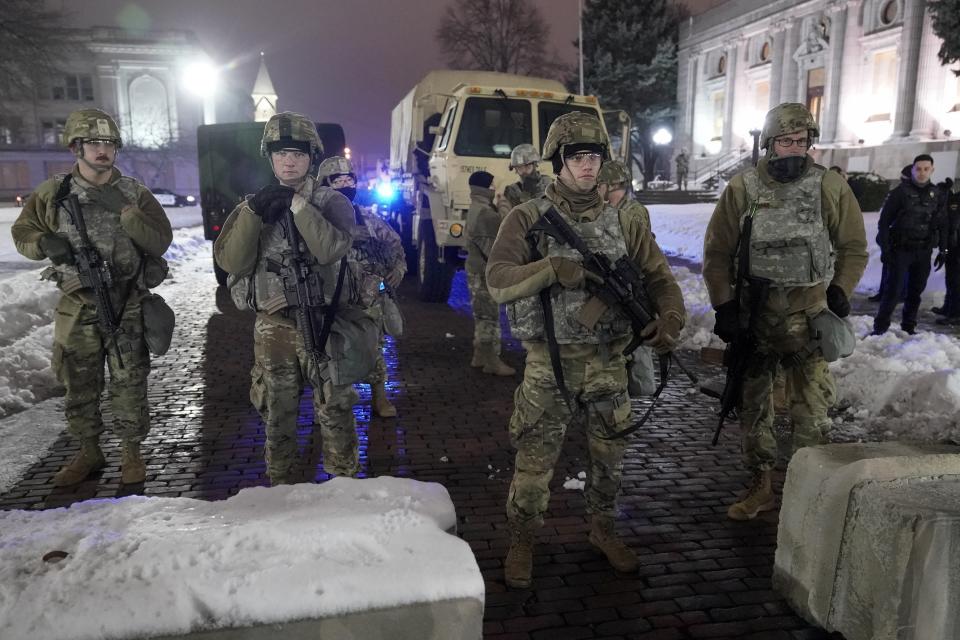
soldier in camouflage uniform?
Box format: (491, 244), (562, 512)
(487, 112), (685, 587)
(317, 156), (406, 417)
(597, 160), (656, 397)
(675, 149), (690, 191)
(465, 171), (515, 376)
(497, 144), (553, 219)
(703, 103), (867, 520)
(12, 108), (172, 486)
(214, 113), (369, 485)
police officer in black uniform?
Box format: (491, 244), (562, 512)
(873, 154), (947, 335)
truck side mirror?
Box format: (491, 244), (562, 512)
(428, 125), (445, 135)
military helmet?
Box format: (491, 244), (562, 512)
(509, 143), (541, 169)
(62, 109), (123, 148)
(317, 156), (354, 184)
(541, 111), (609, 161)
(260, 111), (323, 157)
(760, 103), (819, 150)
(597, 160), (631, 187)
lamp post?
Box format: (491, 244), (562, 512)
(749, 128), (762, 166)
(652, 127), (672, 188)
(182, 60), (220, 125)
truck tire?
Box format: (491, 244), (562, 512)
(213, 248), (228, 286)
(417, 225), (454, 303)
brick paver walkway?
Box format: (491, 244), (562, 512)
(8, 257), (947, 639)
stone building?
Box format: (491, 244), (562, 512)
(0, 27), (251, 200)
(676, 0), (960, 185)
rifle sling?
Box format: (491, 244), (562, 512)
(315, 256), (348, 356)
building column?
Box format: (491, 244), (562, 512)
(722, 41), (739, 152)
(909, 7), (938, 138)
(780, 20), (799, 103)
(768, 24), (785, 107)
(684, 50), (700, 149)
(820, 4), (848, 143)
(891, 0), (925, 137)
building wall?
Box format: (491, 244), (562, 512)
(677, 0), (960, 184)
(0, 27), (215, 200)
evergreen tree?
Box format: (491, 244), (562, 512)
(579, 0), (685, 188)
(929, 0), (960, 76)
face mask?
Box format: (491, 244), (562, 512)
(335, 186), (357, 202)
(767, 155), (806, 182)
(521, 173), (540, 192)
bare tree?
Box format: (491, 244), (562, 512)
(0, 1), (77, 104)
(436, 0), (566, 78)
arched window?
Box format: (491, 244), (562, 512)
(880, 0), (898, 25)
(129, 75), (170, 148)
(760, 41), (771, 62)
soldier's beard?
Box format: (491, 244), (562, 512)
(521, 173), (540, 192)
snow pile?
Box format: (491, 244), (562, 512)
(0, 478), (484, 640)
(0, 398), (66, 494)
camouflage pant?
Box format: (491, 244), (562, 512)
(362, 303), (387, 386)
(251, 313), (358, 479)
(506, 345), (632, 527)
(739, 309), (837, 472)
(52, 297), (150, 442)
(467, 269), (501, 352)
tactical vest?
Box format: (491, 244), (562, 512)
(349, 204), (392, 309)
(508, 200), (632, 344)
(895, 181), (940, 249)
(504, 175), (551, 208)
(250, 184), (355, 315)
(44, 173), (144, 297)
(741, 165), (834, 288)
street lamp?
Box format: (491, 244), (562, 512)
(749, 128), (762, 166)
(182, 60), (220, 125)
(651, 127), (672, 186)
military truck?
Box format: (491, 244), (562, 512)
(388, 70), (629, 302)
(197, 121), (346, 285)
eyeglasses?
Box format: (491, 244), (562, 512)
(566, 152), (603, 166)
(330, 175), (356, 188)
(773, 136), (811, 148)
(83, 139), (117, 149)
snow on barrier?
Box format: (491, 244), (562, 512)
(0, 477), (484, 640)
(773, 442), (960, 640)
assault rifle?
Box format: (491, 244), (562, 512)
(266, 208), (344, 373)
(57, 193), (125, 368)
(706, 202), (770, 445)
(530, 206), (695, 439)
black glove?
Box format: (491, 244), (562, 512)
(934, 250), (949, 272)
(248, 185), (295, 222)
(39, 233), (74, 265)
(713, 300), (739, 343)
(826, 284), (850, 318)
(88, 185), (130, 212)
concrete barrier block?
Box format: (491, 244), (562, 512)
(773, 442), (960, 629)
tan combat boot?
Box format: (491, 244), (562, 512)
(727, 469), (775, 521)
(588, 516), (639, 573)
(504, 521), (536, 589)
(477, 344), (515, 376)
(121, 441), (147, 484)
(470, 349), (484, 368)
(371, 382), (397, 417)
(52, 437), (106, 487)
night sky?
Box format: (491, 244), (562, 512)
(70, 0), (725, 166)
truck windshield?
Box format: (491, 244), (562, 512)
(454, 97), (532, 158)
(538, 103), (602, 148)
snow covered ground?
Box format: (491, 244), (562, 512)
(0, 477), (484, 640)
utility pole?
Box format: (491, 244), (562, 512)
(578, 0), (585, 95)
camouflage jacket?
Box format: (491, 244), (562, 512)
(351, 204), (406, 307)
(13, 166), (171, 314)
(465, 186), (501, 273)
(487, 181), (685, 357)
(213, 176), (355, 315)
(616, 197), (651, 236)
(703, 156), (868, 314)
(497, 174), (552, 219)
